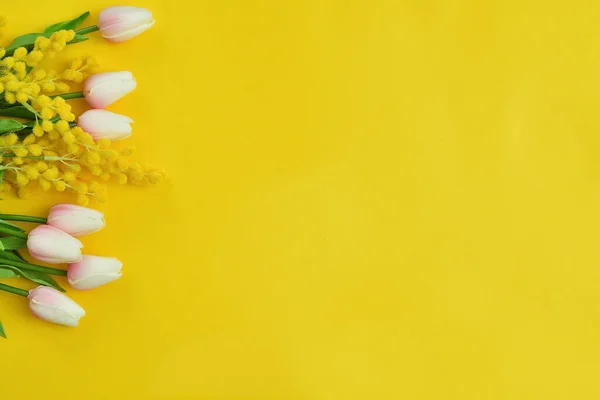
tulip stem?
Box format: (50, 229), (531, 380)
(0, 214), (47, 224)
(56, 91), (84, 100)
(0, 258), (67, 277)
(0, 283), (29, 297)
(75, 25), (100, 35)
(0, 226), (28, 239)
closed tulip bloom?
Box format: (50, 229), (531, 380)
(27, 225), (83, 264)
(47, 204), (105, 237)
(98, 6), (155, 43)
(68, 255), (123, 290)
(78, 109), (133, 141)
(28, 286), (86, 327)
(83, 71), (137, 109)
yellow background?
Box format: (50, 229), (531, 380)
(3, 0), (600, 398)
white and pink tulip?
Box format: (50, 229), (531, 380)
(27, 225), (83, 264)
(68, 255), (123, 290)
(83, 71), (137, 109)
(47, 204), (105, 237)
(98, 6), (155, 43)
(28, 286), (86, 327)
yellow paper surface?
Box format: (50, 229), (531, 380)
(3, 1), (600, 398)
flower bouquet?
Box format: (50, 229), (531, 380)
(0, 6), (160, 337)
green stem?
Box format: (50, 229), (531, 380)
(0, 226), (27, 239)
(54, 91), (84, 100)
(0, 283), (29, 297)
(75, 25), (99, 35)
(0, 214), (47, 224)
(0, 258), (67, 277)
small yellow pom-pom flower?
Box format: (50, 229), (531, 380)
(62, 131), (75, 144)
(15, 173), (29, 187)
(13, 47), (27, 59)
(12, 61), (26, 73)
(13, 147), (28, 157)
(35, 36), (50, 51)
(76, 194), (89, 206)
(54, 120), (69, 133)
(86, 152), (101, 165)
(22, 165), (39, 180)
(27, 144), (43, 156)
(53, 180), (66, 192)
(40, 107), (54, 120)
(33, 124), (45, 137)
(5, 133), (18, 145)
(26, 50), (44, 67)
(15, 91), (28, 102)
(41, 120), (54, 132)
(48, 130), (60, 140)
(42, 167), (59, 180)
(4, 91), (16, 103)
(41, 82), (55, 93)
(36, 161), (48, 172)
(62, 171), (77, 184)
(38, 177), (51, 191)
(118, 173), (128, 184)
(56, 82), (70, 92)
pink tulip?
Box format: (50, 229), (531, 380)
(28, 286), (86, 327)
(98, 6), (155, 43)
(68, 255), (123, 290)
(78, 109), (133, 141)
(27, 225), (83, 264)
(47, 204), (105, 237)
(83, 71), (137, 109)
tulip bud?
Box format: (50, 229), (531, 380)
(28, 286), (86, 327)
(68, 255), (123, 290)
(27, 225), (83, 264)
(47, 204), (105, 237)
(98, 6), (155, 43)
(78, 109), (133, 141)
(83, 71), (137, 109)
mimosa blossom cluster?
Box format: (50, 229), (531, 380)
(0, 6), (162, 205)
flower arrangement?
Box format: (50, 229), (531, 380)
(0, 6), (159, 338)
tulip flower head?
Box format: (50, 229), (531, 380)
(78, 109), (133, 141)
(28, 286), (86, 327)
(47, 204), (105, 237)
(68, 255), (123, 290)
(98, 6), (155, 43)
(27, 225), (83, 264)
(83, 71), (137, 109)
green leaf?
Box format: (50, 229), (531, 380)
(0, 237), (27, 251)
(0, 264), (65, 292)
(0, 251), (23, 261)
(0, 105), (36, 119)
(0, 268), (19, 279)
(0, 321), (6, 339)
(5, 32), (89, 56)
(0, 120), (26, 134)
(0, 220), (25, 233)
(43, 11), (90, 34)
(10, 250), (26, 261)
(0, 170), (4, 188)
